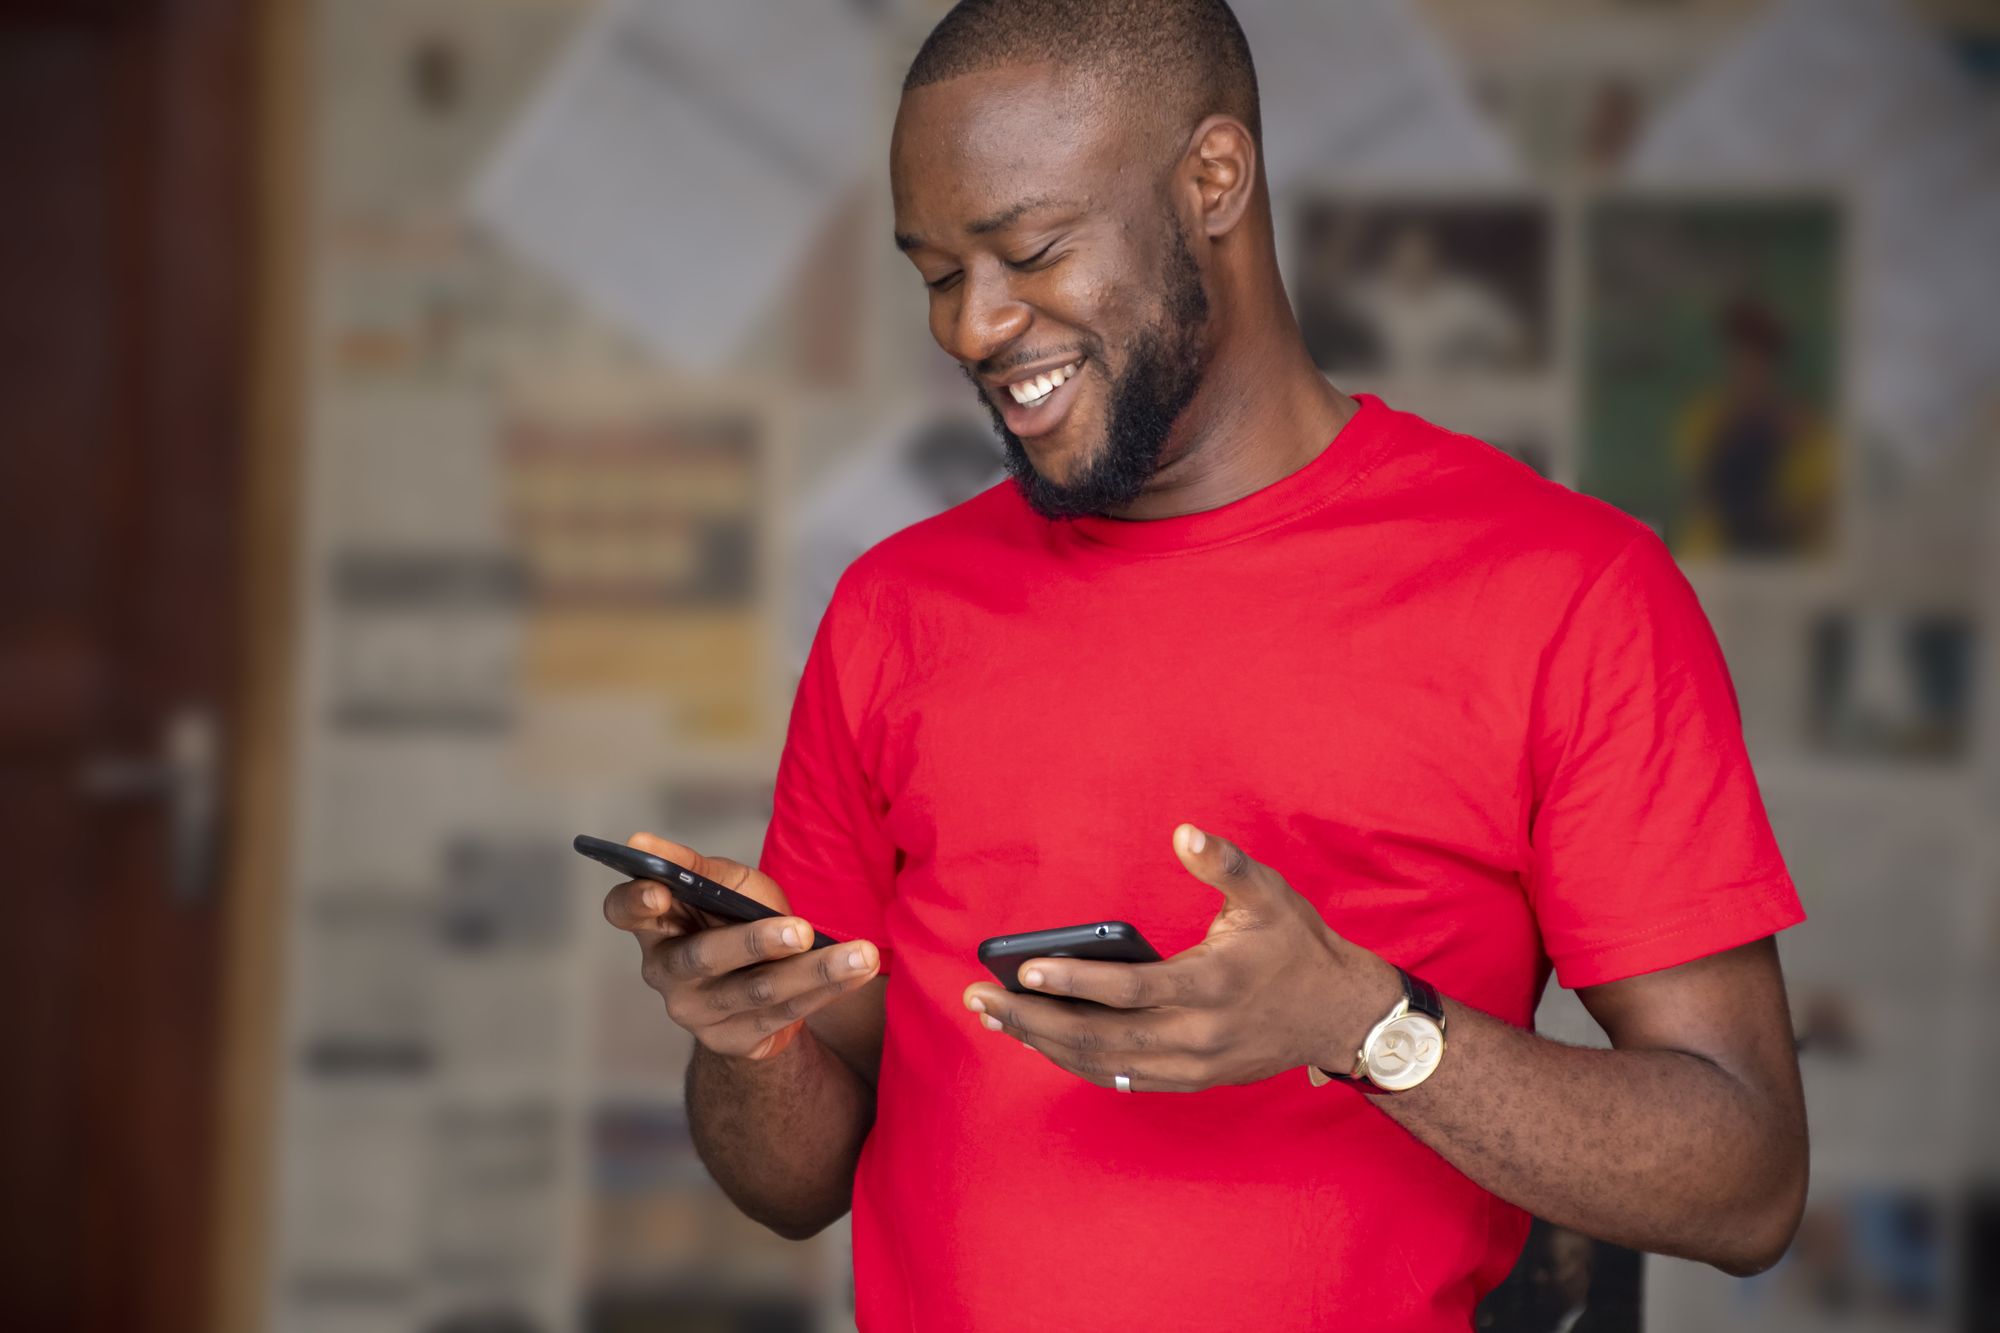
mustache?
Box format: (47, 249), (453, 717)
(965, 335), (1106, 385)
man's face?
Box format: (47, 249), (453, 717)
(891, 64), (1212, 518)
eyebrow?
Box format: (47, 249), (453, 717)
(894, 195), (1079, 252)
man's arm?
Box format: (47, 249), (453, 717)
(686, 977), (888, 1240)
(605, 834), (888, 1241)
(962, 824), (1809, 1275)
(1376, 938), (1807, 1275)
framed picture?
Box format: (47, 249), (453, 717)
(1808, 610), (1976, 763)
(1286, 191), (1555, 381)
(1581, 191), (1846, 563)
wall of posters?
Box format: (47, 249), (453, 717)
(261, 3), (1998, 1331)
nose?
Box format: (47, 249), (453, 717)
(937, 264), (1030, 368)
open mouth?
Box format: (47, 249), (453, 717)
(993, 357), (1086, 438)
(1005, 358), (1083, 408)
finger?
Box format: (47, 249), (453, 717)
(701, 953), (881, 1053)
(628, 831), (765, 900)
(1173, 822), (1281, 917)
(1015, 951), (1219, 1010)
(648, 914), (813, 982)
(699, 940), (879, 1019)
(963, 987), (1173, 1056)
(1007, 1027), (1209, 1093)
(603, 878), (695, 935)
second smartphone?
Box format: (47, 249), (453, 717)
(978, 921), (1163, 995)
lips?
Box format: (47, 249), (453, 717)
(989, 356), (1087, 440)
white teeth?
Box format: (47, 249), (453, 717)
(1005, 359), (1082, 407)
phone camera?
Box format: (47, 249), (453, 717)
(1094, 925), (1109, 937)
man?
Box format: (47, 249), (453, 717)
(601, 2), (1809, 1327)
(1673, 296), (1834, 558)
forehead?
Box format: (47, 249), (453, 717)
(891, 63), (1146, 234)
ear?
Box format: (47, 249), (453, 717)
(1181, 115), (1257, 240)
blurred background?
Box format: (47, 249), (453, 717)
(1, 0), (1996, 1330)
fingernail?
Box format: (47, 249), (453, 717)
(981, 1015), (1003, 1031)
(846, 949), (865, 970)
(966, 995), (986, 1013)
(782, 924), (802, 949)
(1022, 968), (1044, 988)
(1186, 824), (1207, 855)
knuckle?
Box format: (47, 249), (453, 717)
(816, 950), (839, 985)
(1184, 1014), (1225, 1055)
(1070, 1023), (1099, 1053)
(639, 954), (667, 993)
(1118, 970), (1149, 1008)
(704, 983), (735, 1015)
(1220, 842), (1251, 878)
(679, 936), (711, 977)
(1129, 1023), (1155, 1051)
(746, 974), (776, 1007)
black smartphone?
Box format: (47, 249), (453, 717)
(573, 834), (840, 950)
(977, 921), (1163, 995)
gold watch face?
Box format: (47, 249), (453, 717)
(1365, 1013), (1444, 1092)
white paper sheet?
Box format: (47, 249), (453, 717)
(470, 0), (878, 370)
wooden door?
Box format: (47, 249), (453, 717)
(0, 0), (258, 1329)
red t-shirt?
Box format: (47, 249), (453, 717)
(758, 393), (1804, 1331)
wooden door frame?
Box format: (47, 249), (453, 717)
(206, 0), (306, 1327)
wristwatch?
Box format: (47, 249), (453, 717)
(1307, 965), (1447, 1094)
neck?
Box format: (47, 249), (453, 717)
(1104, 251), (1357, 522)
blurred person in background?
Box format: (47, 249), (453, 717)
(1673, 295), (1835, 558)
(601, 1), (1808, 1327)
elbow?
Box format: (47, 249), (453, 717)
(764, 1212), (841, 1243)
(744, 1195), (851, 1243)
(1710, 1149), (1809, 1278)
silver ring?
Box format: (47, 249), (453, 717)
(1114, 1074), (1133, 1094)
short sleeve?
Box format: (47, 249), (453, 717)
(758, 566), (900, 968)
(1526, 531), (1805, 989)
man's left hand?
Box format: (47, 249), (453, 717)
(961, 823), (1404, 1092)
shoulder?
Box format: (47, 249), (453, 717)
(833, 479), (1031, 604)
(1358, 399), (1654, 585)
(815, 479), (1031, 656)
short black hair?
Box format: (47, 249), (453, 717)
(903, 0), (1262, 149)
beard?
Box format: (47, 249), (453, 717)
(969, 220), (1212, 520)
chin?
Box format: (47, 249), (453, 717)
(1027, 421), (1105, 482)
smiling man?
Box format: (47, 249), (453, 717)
(600, 2), (1810, 1328)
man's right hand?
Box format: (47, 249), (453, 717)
(602, 832), (881, 1061)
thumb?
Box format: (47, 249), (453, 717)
(1174, 822), (1277, 920)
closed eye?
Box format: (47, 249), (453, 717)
(926, 270), (963, 293)
(1008, 242), (1057, 270)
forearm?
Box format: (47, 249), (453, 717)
(685, 1027), (875, 1240)
(1374, 997), (1807, 1275)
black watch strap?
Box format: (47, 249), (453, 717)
(1321, 965), (1442, 1092)
(1402, 969), (1444, 1023)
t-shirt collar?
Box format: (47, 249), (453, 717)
(1047, 392), (1391, 555)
